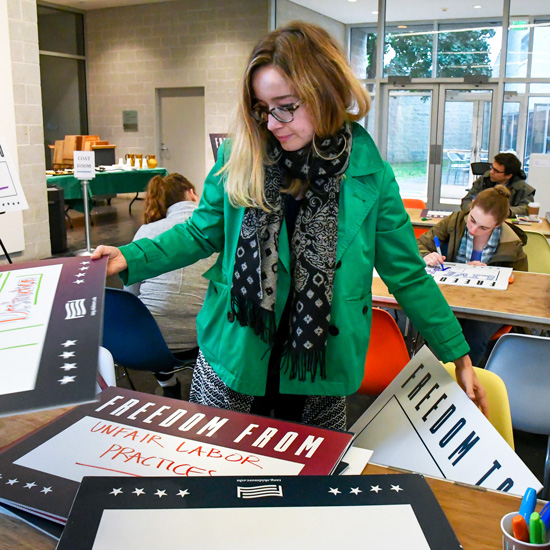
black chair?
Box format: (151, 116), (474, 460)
(471, 162), (492, 176)
(102, 287), (197, 389)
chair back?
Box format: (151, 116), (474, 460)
(96, 346), (116, 393)
(359, 308), (410, 394)
(102, 287), (188, 372)
(471, 162), (492, 175)
(402, 198), (427, 210)
(442, 363), (514, 449)
(524, 231), (550, 274)
(485, 333), (550, 435)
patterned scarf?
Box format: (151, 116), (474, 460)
(231, 123), (353, 383)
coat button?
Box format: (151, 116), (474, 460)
(362, 305), (368, 315)
(328, 325), (339, 336)
(227, 311), (235, 323)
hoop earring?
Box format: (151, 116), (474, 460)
(312, 134), (347, 161)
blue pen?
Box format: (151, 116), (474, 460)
(433, 235), (445, 270)
(519, 487), (537, 523)
(540, 501), (550, 530)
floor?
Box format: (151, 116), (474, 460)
(52, 194), (547, 485)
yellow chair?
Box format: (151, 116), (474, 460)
(524, 230), (550, 274)
(442, 363), (515, 450)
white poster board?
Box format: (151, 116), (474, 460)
(426, 262), (513, 290)
(527, 153), (550, 216)
(351, 346), (542, 497)
(0, 138), (28, 212)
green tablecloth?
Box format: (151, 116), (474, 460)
(47, 168), (169, 201)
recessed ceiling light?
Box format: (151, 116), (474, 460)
(473, 4), (482, 8)
(348, 0), (357, 3)
(398, 25), (408, 29)
(372, 10), (378, 14)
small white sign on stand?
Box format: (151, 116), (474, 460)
(73, 151), (95, 181)
(73, 151), (95, 254)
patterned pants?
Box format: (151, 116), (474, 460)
(189, 350), (347, 431)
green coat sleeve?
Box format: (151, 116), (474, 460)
(118, 145), (227, 286)
(374, 164), (470, 362)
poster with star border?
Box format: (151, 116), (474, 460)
(57, 474), (461, 550)
(0, 256), (107, 417)
(0, 387), (354, 525)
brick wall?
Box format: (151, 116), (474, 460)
(7, 0), (50, 260)
(85, 0), (269, 173)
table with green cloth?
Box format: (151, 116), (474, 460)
(46, 168), (169, 213)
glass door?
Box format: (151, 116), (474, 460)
(435, 86), (495, 208)
(383, 84), (496, 209)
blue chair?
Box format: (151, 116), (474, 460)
(485, 333), (550, 499)
(102, 287), (197, 389)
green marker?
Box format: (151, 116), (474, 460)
(529, 512), (543, 544)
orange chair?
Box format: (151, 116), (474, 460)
(359, 308), (410, 395)
(402, 198), (427, 209)
(402, 199), (429, 238)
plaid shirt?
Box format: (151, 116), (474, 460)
(456, 225), (501, 264)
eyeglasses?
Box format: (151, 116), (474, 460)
(251, 100), (302, 123)
(490, 165), (506, 174)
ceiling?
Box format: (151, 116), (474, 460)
(45, 0), (550, 23)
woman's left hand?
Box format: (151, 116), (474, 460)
(453, 355), (489, 418)
(467, 260), (487, 266)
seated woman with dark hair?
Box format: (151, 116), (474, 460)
(125, 173), (215, 398)
(417, 184), (527, 366)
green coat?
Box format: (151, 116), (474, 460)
(119, 123), (469, 396)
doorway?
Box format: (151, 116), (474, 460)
(382, 84), (497, 209)
(157, 87), (205, 194)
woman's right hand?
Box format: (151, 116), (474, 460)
(91, 245), (128, 276)
(423, 252), (446, 267)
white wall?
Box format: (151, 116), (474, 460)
(1, 0), (50, 261)
(275, 0), (346, 49)
(85, 0), (269, 177)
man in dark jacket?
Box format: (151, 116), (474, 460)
(461, 153), (535, 216)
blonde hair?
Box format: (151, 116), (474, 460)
(143, 173), (195, 224)
(472, 184), (511, 225)
(222, 21), (371, 210)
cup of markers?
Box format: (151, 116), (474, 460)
(501, 488), (550, 549)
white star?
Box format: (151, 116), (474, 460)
(370, 485), (382, 493)
(59, 351), (75, 359)
(60, 363), (77, 371)
(328, 487), (341, 496)
(58, 375), (76, 385)
(80, 261), (90, 265)
(350, 487), (362, 495)
(41, 486), (52, 494)
(6, 478), (19, 485)
(74, 279), (85, 284)
(155, 489), (167, 498)
(0, 474), (3, 479)
(79, 266), (89, 271)
(110, 488), (123, 496)
(24, 482), (37, 489)
(75, 273), (86, 278)
(390, 485), (403, 493)
(132, 488), (145, 496)
(177, 489), (190, 498)
(61, 340), (77, 347)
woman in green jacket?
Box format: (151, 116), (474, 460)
(92, 21), (487, 429)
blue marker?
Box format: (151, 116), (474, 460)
(540, 501), (550, 530)
(519, 487), (537, 523)
(433, 235), (445, 270)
